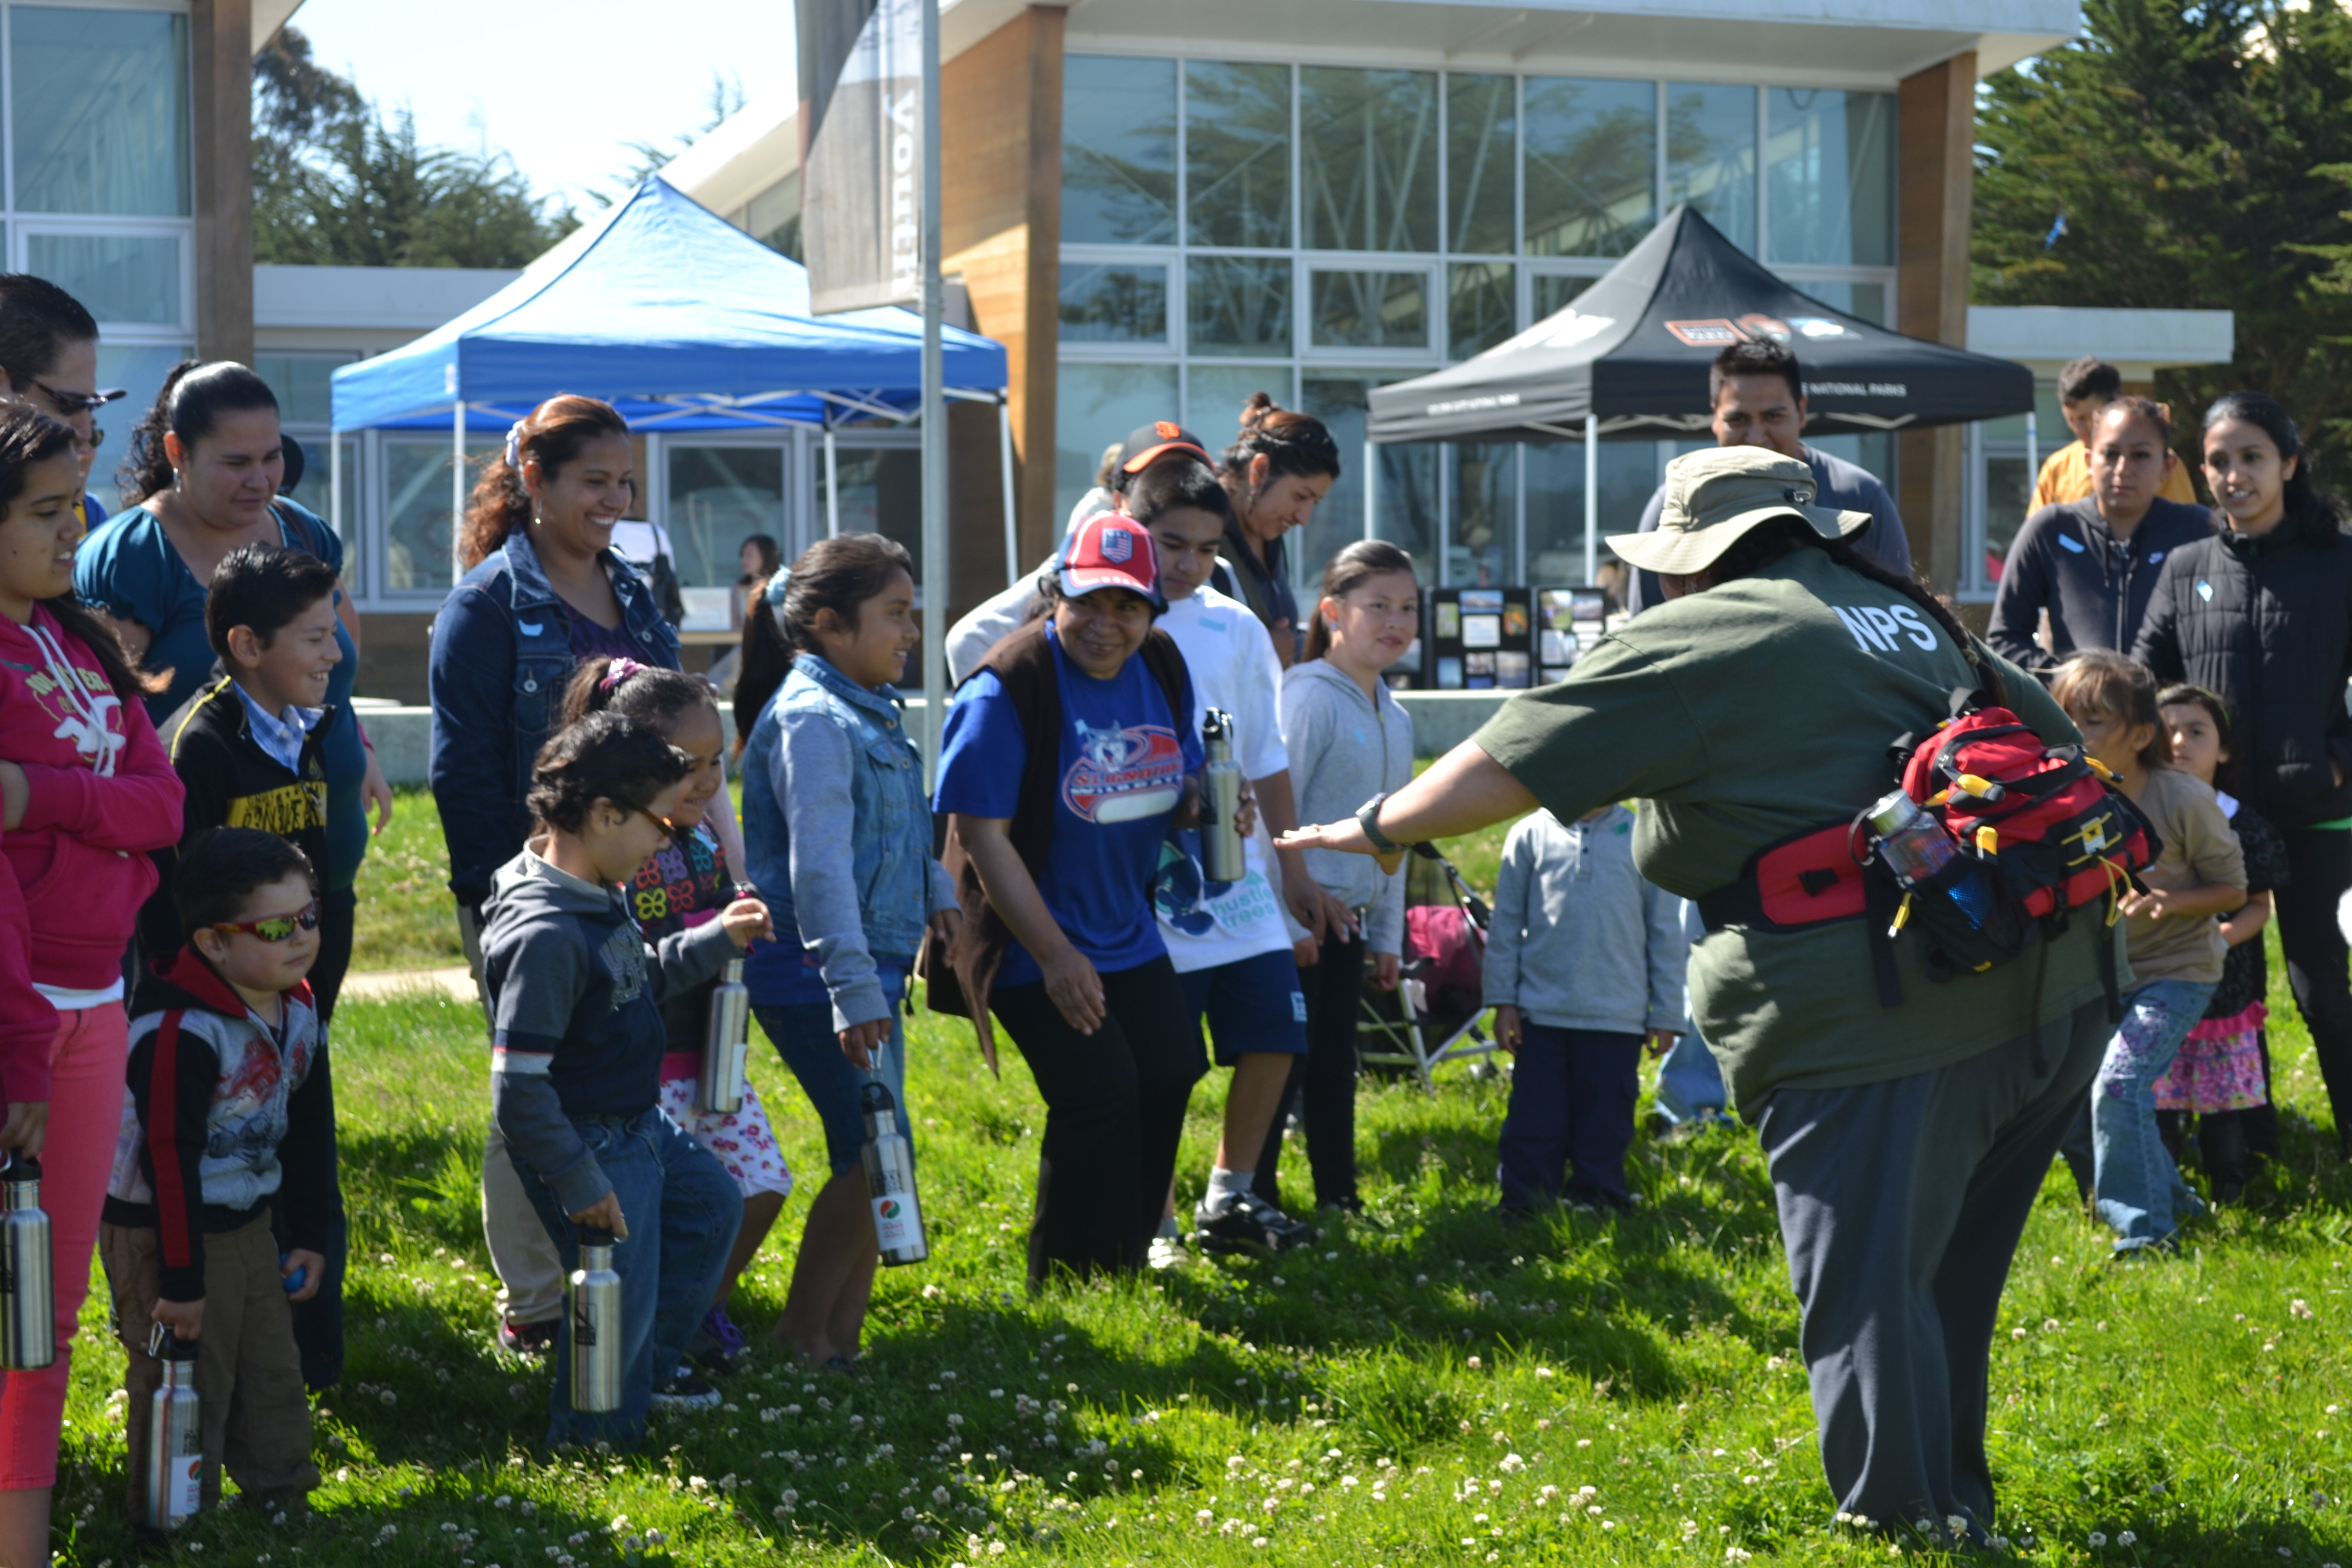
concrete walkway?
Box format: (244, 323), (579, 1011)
(339, 966), (477, 1004)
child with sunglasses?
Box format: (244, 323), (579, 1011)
(133, 541), (353, 1391)
(102, 829), (331, 1525)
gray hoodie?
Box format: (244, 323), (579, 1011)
(1281, 658), (1413, 955)
(1482, 805), (1686, 1035)
(480, 846), (740, 1213)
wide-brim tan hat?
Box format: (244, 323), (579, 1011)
(1607, 446), (1872, 577)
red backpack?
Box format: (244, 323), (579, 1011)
(1698, 695), (2155, 1010)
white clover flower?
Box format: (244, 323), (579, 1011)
(2090, 1531), (2108, 1547)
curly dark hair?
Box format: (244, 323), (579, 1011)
(525, 712), (691, 835)
(461, 395), (631, 570)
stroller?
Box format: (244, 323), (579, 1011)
(1357, 842), (1496, 1091)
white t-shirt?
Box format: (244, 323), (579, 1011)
(1156, 583), (1296, 973)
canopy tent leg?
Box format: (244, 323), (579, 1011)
(823, 424), (840, 538)
(451, 401), (467, 586)
(1362, 439), (1375, 542)
(919, 0), (946, 790)
(999, 395), (1018, 588)
(329, 428), (342, 547)
(2025, 410), (2039, 493)
(1583, 413), (1599, 585)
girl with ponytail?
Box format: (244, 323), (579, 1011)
(1215, 393), (1341, 666)
(426, 393), (682, 1356)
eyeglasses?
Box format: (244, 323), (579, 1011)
(32, 381), (125, 418)
(211, 898), (321, 943)
(636, 806), (677, 833)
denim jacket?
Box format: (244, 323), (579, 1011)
(428, 527), (679, 907)
(743, 652), (954, 1030)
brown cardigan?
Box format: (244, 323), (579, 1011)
(919, 617), (1190, 1072)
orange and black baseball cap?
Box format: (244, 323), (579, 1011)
(1112, 420), (1213, 490)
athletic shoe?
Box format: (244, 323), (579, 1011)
(498, 1318), (558, 1357)
(688, 1307), (750, 1374)
(1193, 1191), (1314, 1256)
(650, 1366), (723, 1411)
(1147, 1232), (1194, 1270)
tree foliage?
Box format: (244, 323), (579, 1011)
(252, 27), (576, 270)
(1974, 1), (2352, 474)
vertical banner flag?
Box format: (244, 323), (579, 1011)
(797, 0), (923, 315)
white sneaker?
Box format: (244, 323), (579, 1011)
(1147, 1232), (1193, 1270)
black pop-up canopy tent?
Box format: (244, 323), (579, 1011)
(1366, 206), (2031, 578)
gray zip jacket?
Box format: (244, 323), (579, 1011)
(1281, 658), (1412, 955)
(1482, 805), (1687, 1035)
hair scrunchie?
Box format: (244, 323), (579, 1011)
(599, 657), (649, 693)
(763, 570), (791, 609)
(504, 421), (526, 472)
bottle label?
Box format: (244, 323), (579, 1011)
(173, 1452), (201, 1517)
(871, 1192), (921, 1252)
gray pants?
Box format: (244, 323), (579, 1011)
(458, 901), (566, 1327)
(1754, 997), (2106, 1538)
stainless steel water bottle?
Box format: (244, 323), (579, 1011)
(699, 958), (750, 1114)
(569, 1226), (623, 1414)
(142, 1324), (202, 1532)
(860, 1081), (928, 1266)
(0, 1155), (52, 1369)
(1200, 707), (1246, 885)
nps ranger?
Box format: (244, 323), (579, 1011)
(1282, 446), (2125, 1546)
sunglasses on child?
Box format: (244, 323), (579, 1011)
(211, 899), (321, 943)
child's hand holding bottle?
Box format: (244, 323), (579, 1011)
(720, 897), (775, 948)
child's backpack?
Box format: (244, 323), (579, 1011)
(1698, 692), (2156, 1012)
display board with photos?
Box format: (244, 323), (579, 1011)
(1535, 586), (1625, 683)
(1425, 587), (1535, 691)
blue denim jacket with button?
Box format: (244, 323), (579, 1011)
(743, 652), (952, 1028)
(428, 526), (679, 907)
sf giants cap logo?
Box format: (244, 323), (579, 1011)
(1099, 526), (1134, 564)
(1155, 421), (1181, 439)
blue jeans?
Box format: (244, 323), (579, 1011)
(511, 1107), (742, 1448)
(757, 1003), (909, 1176)
(1653, 1031), (1728, 1125)
(2090, 978), (2216, 1252)
(1497, 1025), (1644, 1208)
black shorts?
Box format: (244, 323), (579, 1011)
(1180, 948), (1309, 1067)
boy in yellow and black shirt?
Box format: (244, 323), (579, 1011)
(137, 544), (345, 1001)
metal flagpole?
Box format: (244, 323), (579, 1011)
(998, 395), (1018, 588)
(451, 399), (467, 586)
(823, 422), (841, 537)
(1583, 413), (1599, 584)
(1362, 438), (1375, 541)
(2025, 409), (2039, 492)
(329, 427), (342, 545)
(919, 0), (946, 787)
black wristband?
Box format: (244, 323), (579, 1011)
(1356, 793), (1405, 854)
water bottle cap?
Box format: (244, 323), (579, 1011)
(1866, 790), (1924, 837)
(722, 957), (746, 984)
(0, 1153), (37, 1185)
(859, 1079), (897, 1115)
(575, 1223), (617, 1248)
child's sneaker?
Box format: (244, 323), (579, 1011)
(1193, 1192), (1313, 1256)
(688, 1307), (750, 1374)
(650, 1366), (723, 1411)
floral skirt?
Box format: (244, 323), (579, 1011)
(2151, 1001), (2268, 1114)
(657, 1065), (795, 1200)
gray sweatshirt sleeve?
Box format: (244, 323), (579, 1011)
(775, 700), (893, 1031)
(1364, 698), (1414, 957)
(1482, 822), (1530, 1008)
(1642, 876), (1689, 1032)
(488, 926), (607, 1215)
(648, 917), (743, 1004)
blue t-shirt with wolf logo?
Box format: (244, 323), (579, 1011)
(935, 620), (1203, 988)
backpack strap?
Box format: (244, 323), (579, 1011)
(1860, 869), (1906, 1009)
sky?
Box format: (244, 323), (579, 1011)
(288, 0), (799, 210)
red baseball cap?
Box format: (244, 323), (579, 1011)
(1113, 420), (1212, 488)
(1058, 512), (1162, 606)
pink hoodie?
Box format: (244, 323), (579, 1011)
(0, 605), (182, 1101)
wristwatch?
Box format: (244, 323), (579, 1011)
(1355, 793), (1405, 854)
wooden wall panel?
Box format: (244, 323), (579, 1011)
(1895, 50), (1976, 598)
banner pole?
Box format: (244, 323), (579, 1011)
(919, 0), (946, 788)
(1362, 438), (1375, 542)
(824, 423), (840, 537)
(999, 395), (1017, 588)
(1583, 412), (1599, 584)
(451, 400), (466, 587)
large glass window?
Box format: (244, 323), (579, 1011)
(1189, 256), (1291, 356)
(1300, 67), (1436, 254)
(1789, 278), (1888, 327)
(668, 445), (787, 589)
(824, 446), (925, 596)
(1186, 365), (1285, 447)
(1523, 439), (1661, 583)
(1523, 78), (1655, 258)
(1186, 62), (1291, 249)
(745, 172), (801, 260)
(92, 342), (190, 513)
(1056, 362), (1179, 528)
(1448, 261), (1514, 360)
(1449, 443), (1516, 586)
(1064, 55), (1178, 246)
(1309, 269), (1426, 351)
(26, 233), (179, 327)
(1665, 83), (1757, 253)
(1302, 372), (1437, 585)
(1766, 89), (1893, 266)
(254, 354), (348, 428)
(384, 437), (500, 594)
(1448, 75), (1515, 255)
(1529, 272), (1595, 321)
(12, 7), (189, 216)
(1059, 261), (1168, 345)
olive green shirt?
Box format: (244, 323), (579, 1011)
(1473, 547), (2123, 1111)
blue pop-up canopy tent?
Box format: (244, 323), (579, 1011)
(329, 175), (1011, 580)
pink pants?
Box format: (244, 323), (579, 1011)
(0, 1004), (127, 1489)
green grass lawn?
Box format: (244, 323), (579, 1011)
(50, 800), (2352, 1565)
